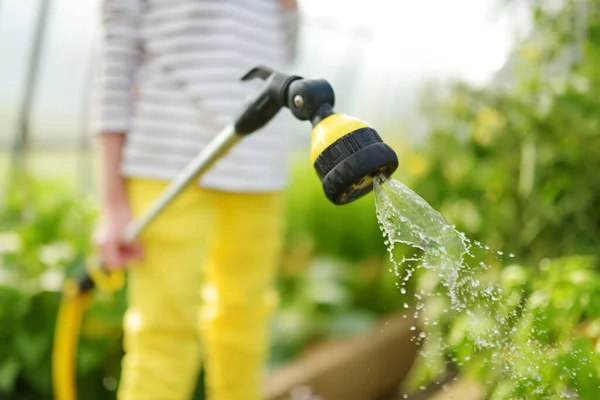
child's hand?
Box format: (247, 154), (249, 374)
(94, 202), (143, 270)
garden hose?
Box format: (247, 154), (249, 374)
(53, 262), (126, 400)
(52, 281), (91, 400)
(52, 65), (399, 400)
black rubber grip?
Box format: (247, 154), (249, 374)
(314, 128), (383, 180)
(233, 87), (283, 135)
(319, 142), (399, 205)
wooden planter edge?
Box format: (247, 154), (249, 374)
(266, 312), (421, 400)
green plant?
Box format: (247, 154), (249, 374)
(0, 179), (124, 400)
(394, 1), (600, 397)
(405, 1), (600, 265)
(405, 255), (600, 399)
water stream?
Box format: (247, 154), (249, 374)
(373, 176), (582, 399)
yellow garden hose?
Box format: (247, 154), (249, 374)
(52, 280), (91, 400)
(53, 266), (125, 400)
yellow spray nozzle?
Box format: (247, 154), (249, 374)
(308, 106), (399, 205)
(237, 66), (399, 205)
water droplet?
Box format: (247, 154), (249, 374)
(497, 250), (504, 255)
(400, 288), (406, 294)
(410, 326), (416, 331)
(419, 332), (427, 339)
(403, 302), (409, 308)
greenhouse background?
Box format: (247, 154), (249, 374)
(2, 1), (600, 399)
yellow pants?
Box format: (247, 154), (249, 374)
(117, 178), (285, 400)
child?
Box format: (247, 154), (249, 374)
(92, 1), (299, 399)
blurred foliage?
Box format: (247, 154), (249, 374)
(398, 0), (600, 397)
(404, 0), (600, 265)
(0, 179), (123, 400)
(406, 256), (600, 399)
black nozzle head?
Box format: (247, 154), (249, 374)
(314, 128), (399, 205)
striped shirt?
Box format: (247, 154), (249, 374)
(93, 0), (300, 192)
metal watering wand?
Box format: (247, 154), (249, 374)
(52, 65), (399, 400)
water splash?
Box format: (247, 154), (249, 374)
(373, 176), (586, 399)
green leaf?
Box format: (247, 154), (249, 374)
(0, 356), (20, 393)
(13, 329), (50, 370)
